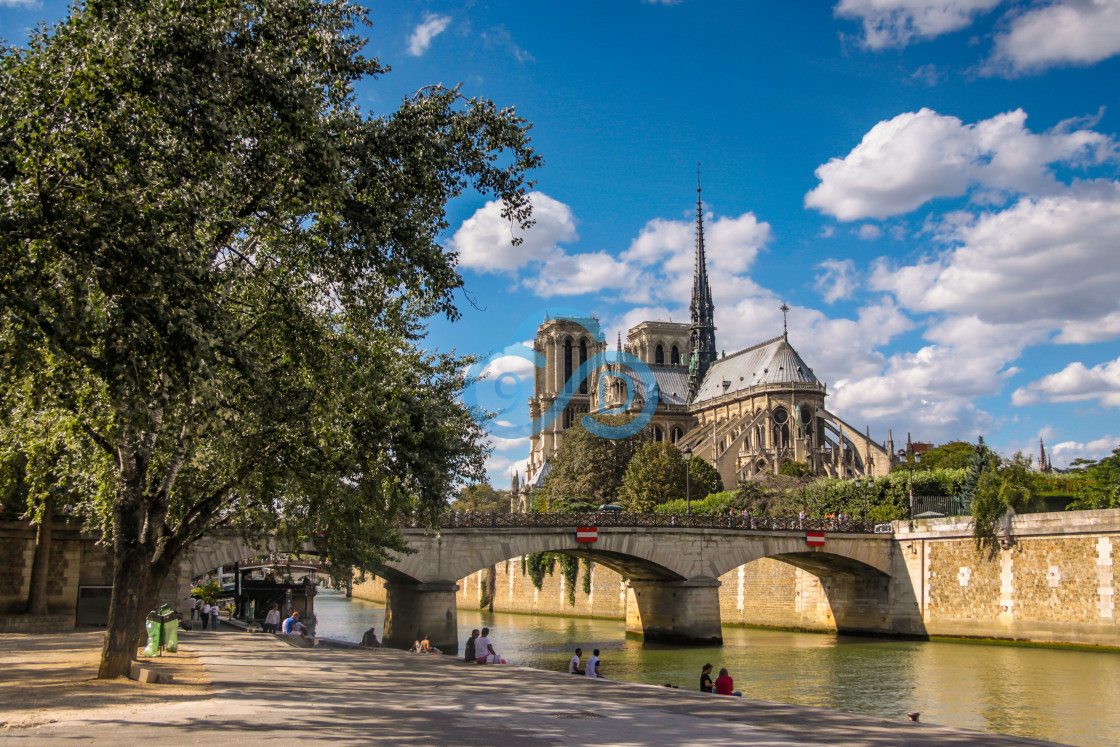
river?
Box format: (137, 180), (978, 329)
(312, 589), (1120, 746)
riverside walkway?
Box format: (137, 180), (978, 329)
(8, 631), (1063, 746)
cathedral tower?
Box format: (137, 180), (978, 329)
(688, 173), (717, 396)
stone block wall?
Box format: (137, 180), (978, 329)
(353, 556), (838, 631)
(894, 510), (1119, 646)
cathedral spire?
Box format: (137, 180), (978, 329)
(688, 165), (717, 398)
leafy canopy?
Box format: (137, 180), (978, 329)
(0, 0), (539, 676)
(619, 441), (687, 512)
(536, 414), (646, 509)
(1067, 448), (1120, 510)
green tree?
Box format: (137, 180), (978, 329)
(896, 441), (975, 471)
(618, 441), (687, 512)
(0, 0), (538, 678)
(779, 461), (812, 477)
(688, 456), (724, 499)
(537, 414), (646, 509)
(1067, 448), (1120, 510)
(959, 437), (1000, 512)
(450, 483), (510, 513)
(971, 452), (1040, 550)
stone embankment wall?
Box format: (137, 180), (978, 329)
(0, 520), (191, 627)
(892, 509), (1117, 646)
(352, 556), (834, 630)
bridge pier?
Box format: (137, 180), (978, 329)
(383, 581), (459, 654)
(626, 576), (723, 646)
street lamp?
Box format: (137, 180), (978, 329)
(683, 445), (693, 515)
(905, 453), (922, 518)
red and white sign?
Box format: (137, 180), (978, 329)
(576, 527), (598, 543)
(806, 531), (826, 547)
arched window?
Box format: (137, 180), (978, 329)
(564, 339), (573, 391)
(671, 345), (680, 365)
(579, 339), (589, 394)
(652, 426), (663, 442)
(772, 408), (790, 448)
(655, 344), (664, 365)
(671, 427), (683, 444)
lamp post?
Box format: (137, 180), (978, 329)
(905, 453), (921, 518)
(683, 445), (693, 515)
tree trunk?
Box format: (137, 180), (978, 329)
(98, 540), (154, 678)
(26, 496), (54, 615)
(486, 564), (496, 613)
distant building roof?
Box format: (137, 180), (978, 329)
(693, 335), (821, 403)
(606, 364), (690, 407)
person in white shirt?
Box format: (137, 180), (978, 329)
(568, 647), (584, 675)
(263, 603), (281, 633)
(585, 649), (602, 678)
(200, 601), (211, 630)
(474, 627), (497, 664)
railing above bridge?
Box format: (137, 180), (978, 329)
(404, 512), (890, 534)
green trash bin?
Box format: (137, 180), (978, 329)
(143, 613), (162, 657)
(160, 608), (179, 653)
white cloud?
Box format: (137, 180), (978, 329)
(834, 0), (1002, 49)
(871, 185), (1120, 333)
(989, 0), (1120, 75)
(857, 224), (883, 240)
(481, 26), (534, 63)
(407, 13), (451, 57)
(815, 259), (859, 303)
(1047, 435), (1120, 467)
(1012, 356), (1120, 408)
(521, 250), (635, 297)
(450, 192), (577, 274)
(805, 108), (1116, 221)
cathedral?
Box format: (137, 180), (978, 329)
(519, 183), (895, 504)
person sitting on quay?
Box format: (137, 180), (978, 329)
(282, 611), (301, 635)
(361, 627), (381, 648)
(585, 649), (603, 679)
(714, 668), (742, 696)
(464, 629), (479, 662)
(474, 627), (499, 664)
(418, 634), (441, 654)
(263, 603), (281, 634)
(700, 663), (714, 692)
(569, 647), (584, 675)
(299, 623), (315, 647)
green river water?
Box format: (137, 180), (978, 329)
(312, 589), (1120, 746)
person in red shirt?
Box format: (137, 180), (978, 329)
(714, 668), (742, 696)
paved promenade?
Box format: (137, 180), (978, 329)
(10, 631), (1064, 746)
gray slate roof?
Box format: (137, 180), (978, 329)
(606, 364), (690, 407)
(693, 335), (821, 403)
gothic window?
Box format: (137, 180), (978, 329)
(671, 427), (683, 444)
(655, 344), (664, 364)
(579, 339), (589, 394)
(564, 339), (573, 391)
(563, 407), (574, 429)
(772, 408), (790, 448)
(652, 425), (663, 442)
(671, 345), (680, 365)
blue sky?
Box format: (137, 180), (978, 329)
(5, 0), (1120, 486)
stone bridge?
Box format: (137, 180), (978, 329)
(186, 523), (895, 653)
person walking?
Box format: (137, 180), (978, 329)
(569, 647), (584, 675)
(263, 603), (281, 633)
(210, 601), (220, 631)
(585, 649), (602, 678)
(199, 601), (210, 631)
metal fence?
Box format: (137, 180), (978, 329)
(911, 495), (970, 517)
(408, 512), (886, 534)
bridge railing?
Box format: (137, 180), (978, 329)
(407, 512), (886, 534)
